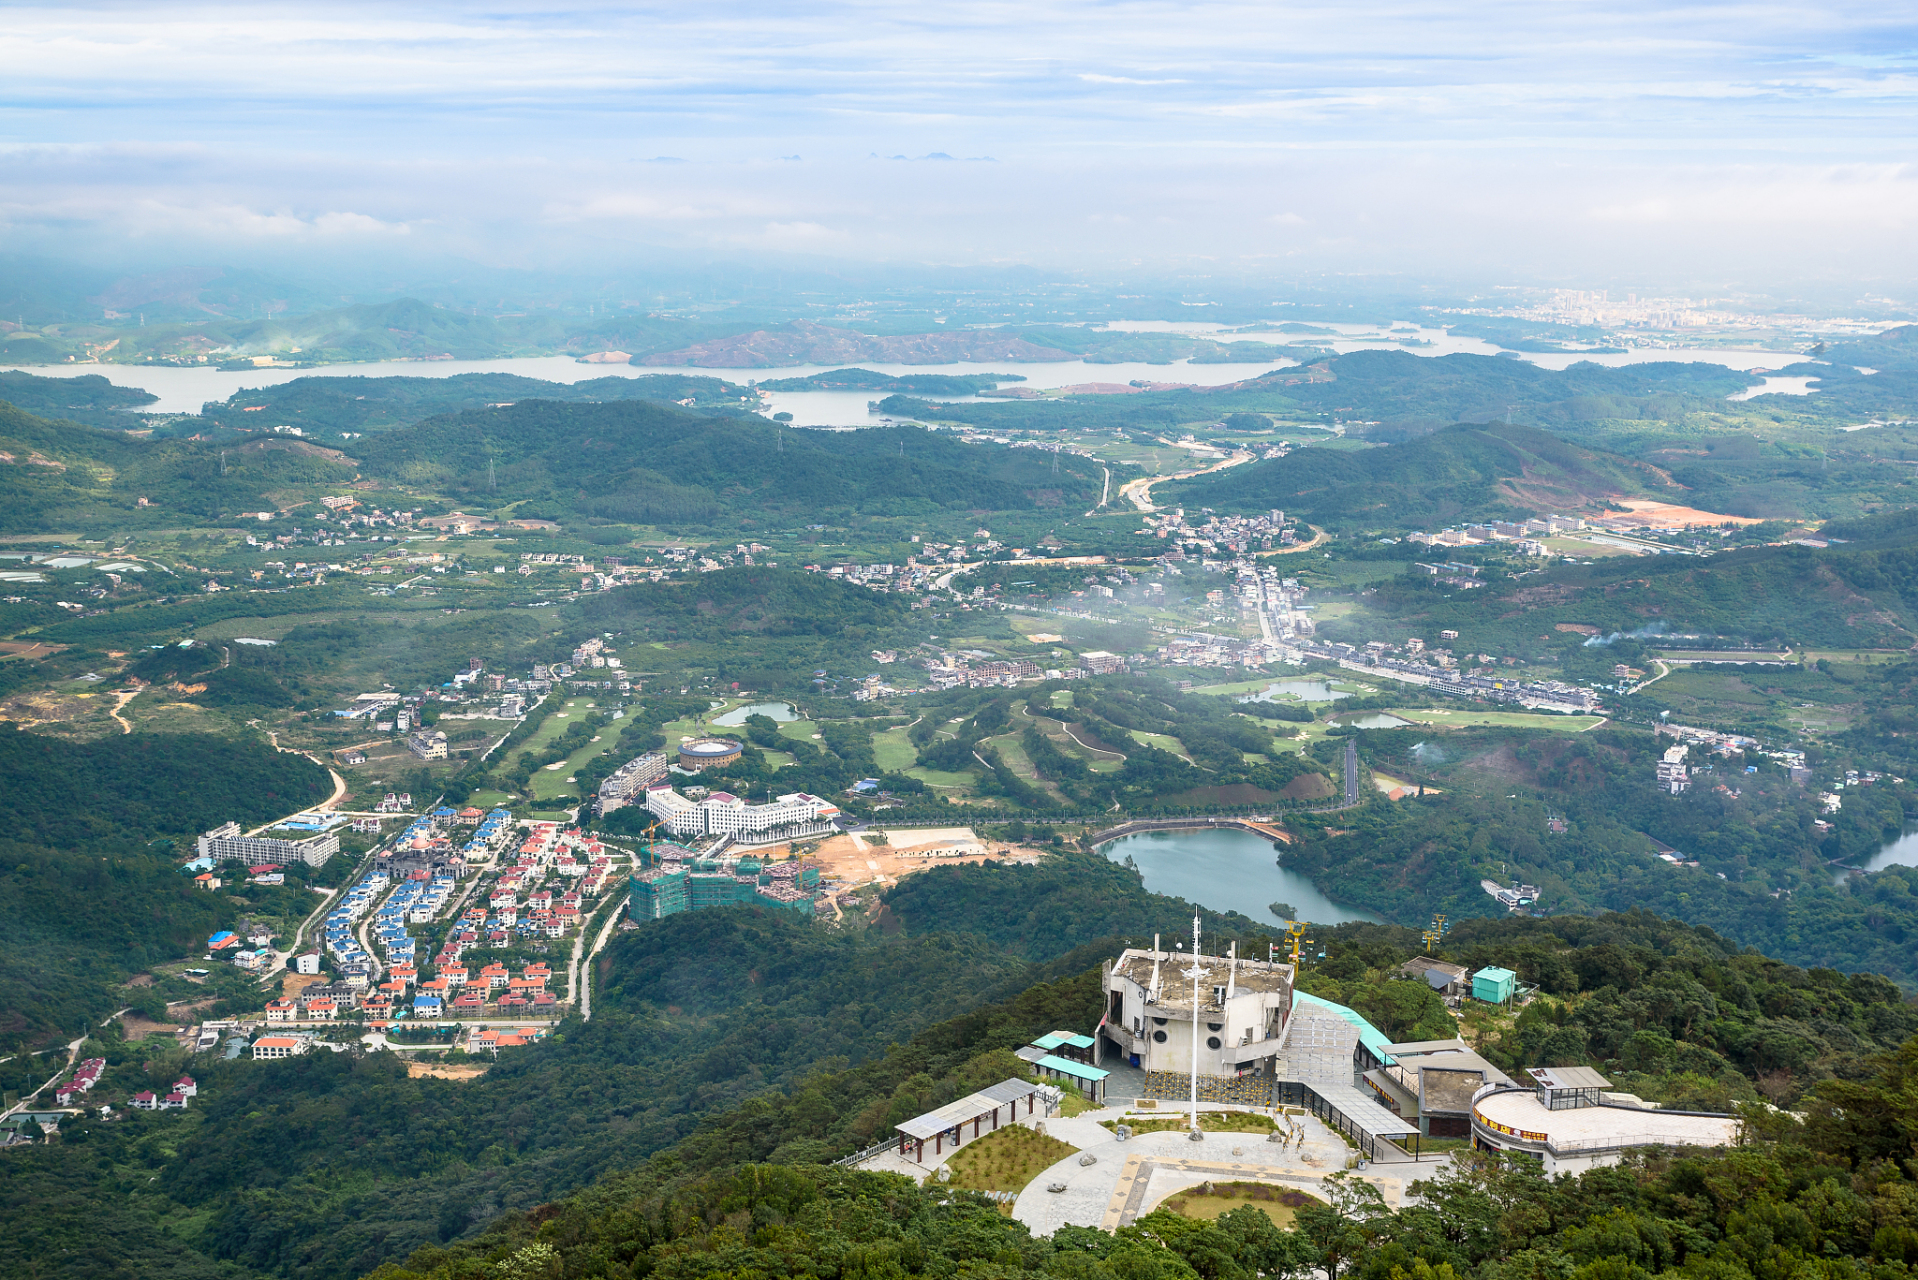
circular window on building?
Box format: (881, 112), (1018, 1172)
(1207, 1023), (1223, 1032)
(1206, 1036), (1222, 1050)
(1152, 1030), (1168, 1043)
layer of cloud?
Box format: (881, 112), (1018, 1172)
(0, 1), (1914, 286)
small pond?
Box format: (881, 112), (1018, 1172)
(711, 701), (799, 727)
(1334, 713), (1414, 730)
(1239, 679), (1347, 705)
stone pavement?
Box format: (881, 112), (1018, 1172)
(1012, 1106), (1411, 1237)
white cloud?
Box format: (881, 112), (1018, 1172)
(0, 1), (1911, 284)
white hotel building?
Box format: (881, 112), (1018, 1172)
(644, 785), (840, 846)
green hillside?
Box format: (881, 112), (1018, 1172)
(189, 371), (757, 438)
(0, 726), (331, 1050)
(1819, 323), (1918, 372)
(0, 371), (158, 429)
(357, 400), (1116, 523)
(0, 399), (356, 530)
(1164, 420), (1676, 527)
(2, 840), (1914, 1280)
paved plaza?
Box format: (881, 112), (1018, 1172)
(853, 1100), (1438, 1236)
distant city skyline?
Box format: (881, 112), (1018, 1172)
(1, 1), (1915, 292)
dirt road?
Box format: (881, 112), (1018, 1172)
(1121, 450), (1254, 512)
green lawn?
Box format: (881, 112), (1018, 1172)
(531, 734), (618, 801)
(1128, 729), (1192, 761)
(871, 726), (919, 772)
(987, 735), (1063, 798)
(908, 767), (977, 789)
(517, 699), (597, 757)
(1798, 649), (1908, 664)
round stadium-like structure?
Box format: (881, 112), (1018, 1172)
(678, 737), (743, 771)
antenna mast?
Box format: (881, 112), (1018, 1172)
(1184, 913), (1205, 1140)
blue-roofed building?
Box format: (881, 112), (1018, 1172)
(1029, 1054), (1110, 1103)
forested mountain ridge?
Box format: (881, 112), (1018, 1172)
(1317, 505), (1918, 652)
(0, 726), (331, 1050)
(2, 836), (1914, 1280)
(1162, 421), (1678, 528)
(357, 400), (1115, 523)
(344, 905), (1918, 1280)
(0, 399), (355, 530)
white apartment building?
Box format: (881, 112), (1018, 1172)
(196, 821), (340, 868)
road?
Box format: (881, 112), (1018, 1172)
(1120, 450), (1255, 512)
(1085, 465), (1111, 515)
(1255, 525), (1329, 559)
(1342, 739), (1359, 806)
(242, 732), (349, 835)
(572, 892), (629, 1022)
(0, 1035), (87, 1122)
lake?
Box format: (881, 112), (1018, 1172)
(1100, 828), (1387, 926)
(711, 701), (797, 727)
(0, 322), (1805, 426)
(1239, 679), (1347, 704)
(1335, 713), (1415, 729)
(0, 353), (1290, 423)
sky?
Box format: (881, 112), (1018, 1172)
(2, 1), (1916, 293)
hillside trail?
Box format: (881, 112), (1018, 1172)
(108, 687), (139, 734)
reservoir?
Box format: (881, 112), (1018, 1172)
(0, 327), (1805, 424)
(1852, 824), (1918, 875)
(1099, 828), (1387, 927)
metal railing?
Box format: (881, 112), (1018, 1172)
(831, 1138), (900, 1168)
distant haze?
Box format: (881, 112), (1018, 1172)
(2, 2), (1915, 293)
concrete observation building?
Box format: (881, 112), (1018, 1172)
(1096, 938), (1739, 1168)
